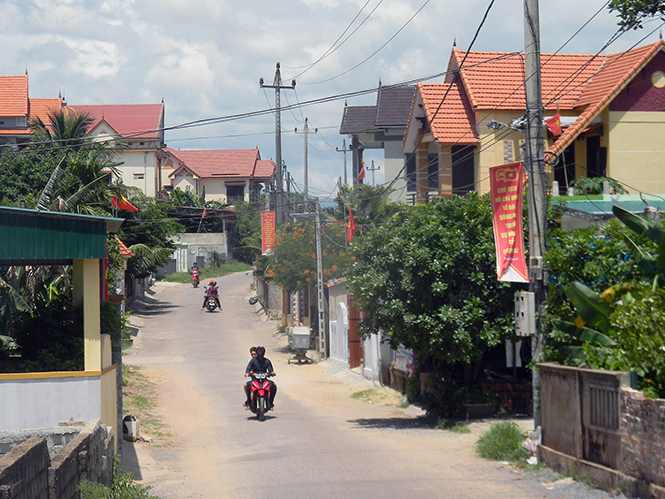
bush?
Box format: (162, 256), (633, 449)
(476, 421), (531, 464)
(79, 456), (159, 499)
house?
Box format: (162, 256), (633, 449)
(0, 206), (123, 451)
(71, 103), (166, 197)
(0, 72), (62, 151)
(164, 148), (275, 204)
(339, 84), (416, 202)
(403, 40), (665, 202)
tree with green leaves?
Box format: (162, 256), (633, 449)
(609, 0), (665, 29)
(30, 107), (93, 149)
(346, 193), (516, 406)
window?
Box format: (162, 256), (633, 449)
(226, 185), (244, 202)
(405, 154), (416, 192)
(452, 145), (475, 194)
(428, 153), (438, 190)
(133, 173), (145, 180)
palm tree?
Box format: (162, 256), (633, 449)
(30, 107), (94, 149)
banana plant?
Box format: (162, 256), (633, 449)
(612, 204), (665, 289)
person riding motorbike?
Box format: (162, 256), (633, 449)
(189, 264), (200, 287)
(244, 345), (276, 409)
(201, 280), (222, 311)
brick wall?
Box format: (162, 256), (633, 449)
(0, 423), (85, 461)
(488, 378), (532, 414)
(0, 437), (49, 499)
(0, 419), (113, 499)
(621, 389), (665, 489)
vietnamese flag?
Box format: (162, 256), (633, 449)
(347, 208), (356, 242)
(356, 160), (366, 183)
(545, 112), (562, 137)
(112, 194), (139, 212)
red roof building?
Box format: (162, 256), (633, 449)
(71, 102), (166, 197)
(164, 148), (274, 205)
(404, 40), (665, 201)
(0, 73), (62, 148)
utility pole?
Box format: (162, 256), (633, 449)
(336, 139), (350, 186)
(524, 0), (548, 429)
(367, 160), (381, 186)
(260, 63), (295, 224)
(295, 118), (316, 208)
(315, 198), (326, 358)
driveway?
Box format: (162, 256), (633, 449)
(120, 273), (626, 499)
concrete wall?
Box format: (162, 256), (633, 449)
(177, 233), (228, 267)
(254, 277), (282, 319)
(0, 376), (101, 431)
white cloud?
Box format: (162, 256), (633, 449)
(62, 38), (127, 78)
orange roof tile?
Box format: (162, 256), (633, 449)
(165, 148), (274, 179)
(115, 235), (134, 257)
(0, 75), (29, 116)
(29, 98), (62, 124)
(418, 81), (478, 144)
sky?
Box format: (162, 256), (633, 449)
(0, 0), (661, 202)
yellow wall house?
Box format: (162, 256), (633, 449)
(403, 40), (665, 200)
(0, 207), (123, 448)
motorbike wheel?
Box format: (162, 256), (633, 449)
(257, 397), (266, 421)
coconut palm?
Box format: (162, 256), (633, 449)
(29, 107), (94, 149)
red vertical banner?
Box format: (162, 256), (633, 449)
(489, 162), (529, 283)
(261, 210), (276, 255)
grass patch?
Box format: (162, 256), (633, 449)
(163, 260), (252, 284)
(351, 388), (402, 406)
(122, 364), (169, 442)
(436, 419), (471, 433)
(476, 421), (531, 464)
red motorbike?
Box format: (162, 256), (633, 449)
(249, 372), (273, 421)
(191, 270), (199, 288)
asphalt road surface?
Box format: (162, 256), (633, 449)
(121, 272), (627, 499)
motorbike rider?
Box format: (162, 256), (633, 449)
(243, 346), (258, 409)
(201, 280), (222, 311)
(244, 345), (276, 409)
(189, 263), (200, 285)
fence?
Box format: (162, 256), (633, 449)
(538, 363), (665, 498)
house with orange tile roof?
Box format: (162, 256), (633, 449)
(0, 72), (62, 150)
(71, 103), (166, 197)
(164, 148), (275, 204)
(403, 40), (665, 202)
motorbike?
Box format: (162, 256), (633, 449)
(249, 372), (273, 421)
(192, 271), (200, 288)
(205, 295), (218, 312)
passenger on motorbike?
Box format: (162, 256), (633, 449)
(201, 280), (222, 311)
(243, 346), (258, 409)
(244, 345), (276, 409)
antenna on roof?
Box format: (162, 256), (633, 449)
(378, 78), (382, 86)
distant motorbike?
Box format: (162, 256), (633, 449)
(204, 296), (218, 312)
(192, 271), (200, 288)
(249, 372), (273, 421)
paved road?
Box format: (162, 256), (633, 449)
(121, 273), (626, 499)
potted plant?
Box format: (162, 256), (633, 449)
(463, 385), (496, 419)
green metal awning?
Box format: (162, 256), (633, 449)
(552, 194), (665, 222)
(0, 206), (123, 265)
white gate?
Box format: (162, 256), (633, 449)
(329, 302), (348, 367)
(363, 333), (381, 381)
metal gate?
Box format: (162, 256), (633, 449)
(348, 295), (363, 369)
(329, 302), (349, 367)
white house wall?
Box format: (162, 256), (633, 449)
(114, 150), (159, 197)
(385, 139), (407, 203)
(0, 376), (101, 430)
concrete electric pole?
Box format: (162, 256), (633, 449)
(315, 198), (326, 358)
(524, 0), (548, 429)
(295, 118), (316, 207)
(260, 63), (295, 224)
(336, 139), (350, 186)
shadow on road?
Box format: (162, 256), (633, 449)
(119, 440), (143, 480)
(130, 296), (180, 317)
(347, 417), (436, 430)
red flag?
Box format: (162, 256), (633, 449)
(545, 112), (562, 137)
(356, 160), (366, 183)
(347, 208), (356, 242)
(202, 208), (207, 218)
(112, 194), (139, 212)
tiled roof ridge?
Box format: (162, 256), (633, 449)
(550, 40), (665, 155)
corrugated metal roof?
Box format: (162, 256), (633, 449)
(0, 207), (122, 263)
(553, 195), (665, 217)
